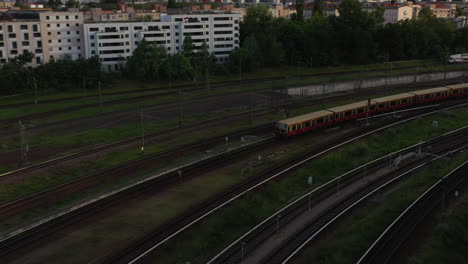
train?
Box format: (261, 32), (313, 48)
(275, 84), (468, 137)
(448, 54), (468, 64)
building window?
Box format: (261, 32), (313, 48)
(75, 15), (78, 19)
(8, 25), (13, 32)
(77, 38), (80, 42)
(9, 33), (16, 38)
(12, 41), (17, 49)
(75, 23), (78, 27)
(135, 41), (139, 45)
(91, 50), (95, 54)
(46, 16), (50, 20)
(37, 40), (42, 47)
(34, 33), (41, 38)
(78, 46), (80, 50)
(47, 24), (50, 28)
(23, 33), (29, 40)
(20, 25), (28, 30)
(66, 16), (69, 20)
(56, 16), (59, 20)
(58, 40), (61, 43)
(76, 31), (79, 34)
(36, 57), (41, 64)
(68, 47), (71, 50)
(90, 35), (94, 39)
(67, 31), (70, 35)
(66, 24), (69, 27)
(48, 40), (52, 43)
(91, 43), (95, 47)
(49, 47), (53, 51)
(134, 34), (137, 38)
(68, 39), (71, 42)
(48, 32), (51, 35)
(90, 28), (98, 32)
(22, 42), (30, 47)
(59, 47), (62, 51)
(57, 32), (61, 35)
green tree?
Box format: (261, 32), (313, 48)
(125, 39), (167, 80)
(312, 0), (324, 16)
(418, 7), (436, 21)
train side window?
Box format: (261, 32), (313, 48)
(345, 111), (351, 117)
(436, 93), (441, 97)
(453, 89), (459, 94)
(317, 118), (323, 124)
(378, 103), (385, 108)
(370, 105), (376, 111)
(390, 101), (397, 106)
(401, 99), (407, 104)
(357, 108), (364, 113)
(303, 122), (309, 127)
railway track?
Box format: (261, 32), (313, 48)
(0, 64), (427, 110)
(0, 100), (466, 263)
(356, 160), (468, 264)
(0, 124), (274, 219)
(101, 102), (468, 264)
(207, 126), (468, 264)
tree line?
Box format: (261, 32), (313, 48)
(2, 0), (468, 95)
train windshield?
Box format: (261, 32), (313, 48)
(276, 122), (287, 131)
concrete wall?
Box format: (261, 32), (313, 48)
(287, 71), (466, 97)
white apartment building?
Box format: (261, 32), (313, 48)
(83, 12), (240, 71)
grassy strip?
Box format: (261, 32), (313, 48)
(408, 184), (468, 264)
(0, 61), (444, 126)
(294, 153), (468, 264)
(139, 108), (468, 263)
(0, 60), (427, 106)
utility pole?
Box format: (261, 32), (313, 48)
(179, 103), (183, 127)
(33, 76), (38, 104)
(19, 121), (28, 166)
(140, 110), (145, 154)
(366, 98), (371, 126)
(98, 81), (103, 113)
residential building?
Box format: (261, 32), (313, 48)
(0, 12), (44, 65)
(82, 12), (240, 71)
(39, 11), (84, 61)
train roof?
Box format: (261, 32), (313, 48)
(408, 87), (450, 96)
(278, 110), (333, 125)
(327, 101), (370, 113)
(445, 83), (468, 90)
(372, 93), (415, 103)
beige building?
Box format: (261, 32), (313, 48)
(382, 5), (413, 24)
(39, 11), (84, 61)
(0, 20), (44, 65)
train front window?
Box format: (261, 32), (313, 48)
(276, 122), (287, 131)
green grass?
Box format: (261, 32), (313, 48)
(138, 107), (468, 263)
(408, 181), (468, 264)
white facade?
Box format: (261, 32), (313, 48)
(382, 6), (413, 24)
(83, 13), (240, 71)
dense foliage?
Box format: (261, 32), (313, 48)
(2, 0), (468, 95)
(234, 1), (467, 69)
(0, 54), (101, 95)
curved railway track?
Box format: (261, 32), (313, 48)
(0, 100), (466, 263)
(356, 160), (468, 264)
(261, 138), (468, 264)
